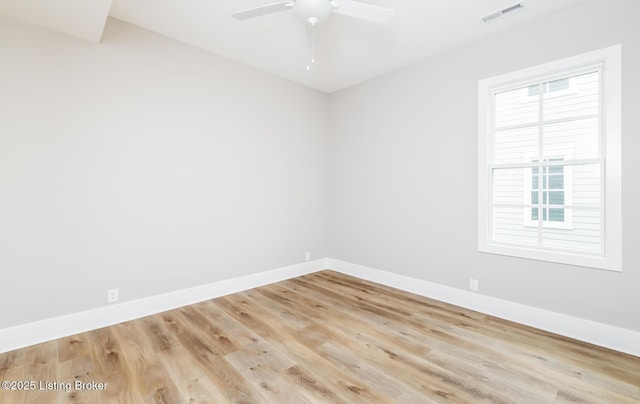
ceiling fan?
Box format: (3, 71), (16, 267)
(231, 0), (395, 26)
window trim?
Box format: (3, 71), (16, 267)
(477, 45), (622, 271)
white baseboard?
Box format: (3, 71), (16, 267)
(328, 259), (640, 357)
(3, 257), (638, 358)
(0, 259), (328, 354)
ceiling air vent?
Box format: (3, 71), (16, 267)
(480, 1), (525, 24)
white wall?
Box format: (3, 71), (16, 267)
(0, 17), (329, 328)
(328, 0), (640, 331)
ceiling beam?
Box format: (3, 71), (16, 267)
(0, 0), (112, 43)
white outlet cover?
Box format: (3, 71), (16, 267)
(108, 288), (119, 303)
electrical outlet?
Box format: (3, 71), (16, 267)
(469, 279), (479, 292)
(107, 288), (119, 303)
(305, 252), (311, 261)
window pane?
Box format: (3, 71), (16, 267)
(543, 118), (599, 159)
(548, 165), (563, 174)
(493, 206), (539, 246)
(493, 168), (526, 204)
(548, 191), (564, 205)
(548, 208), (565, 222)
(572, 164), (601, 208)
(548, 174), (563, 189)
(543, 72), (599, 121)
(548, 78), (570, 92)
(494, 126), (539, 164)
(543, 209), (601, 254)
(495, 87), (539, 128)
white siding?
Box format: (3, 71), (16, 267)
(544, 72), (599, 121)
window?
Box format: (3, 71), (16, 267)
(478, 45), (622, 271)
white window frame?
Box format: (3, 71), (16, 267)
(478, 45), (622, 271)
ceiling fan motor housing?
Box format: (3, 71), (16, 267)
(293, 0), (332, 25)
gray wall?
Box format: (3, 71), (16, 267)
(328, 0), (640, 331)
(0, 17), (329, 328)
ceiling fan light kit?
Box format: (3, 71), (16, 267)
(293, 0), (332, 25)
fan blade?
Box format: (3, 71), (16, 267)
(231, 2), (293, 21)
(332, 0), (394, 24)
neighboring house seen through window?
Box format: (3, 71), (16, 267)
(528, 158), (569, 228)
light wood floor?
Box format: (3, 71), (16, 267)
(1, 270), (639, 403)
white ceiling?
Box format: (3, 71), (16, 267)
(1, 0), (591, 93)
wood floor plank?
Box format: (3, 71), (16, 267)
(56, 354), (103, 404)
(314, 341), (434, 404)
(86, 326), (142, 403)
(111, 321), (185, 403)
(224, 349), (315, 403)
(160, 308), (260, 403)
(0, 361), (25, 404)
(57, 334), (91, 364)
(20, 342), (59, 404)
(1, 270), (639, 403)
(214, 293), (394, 403)
(157, 344), (230, 403)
